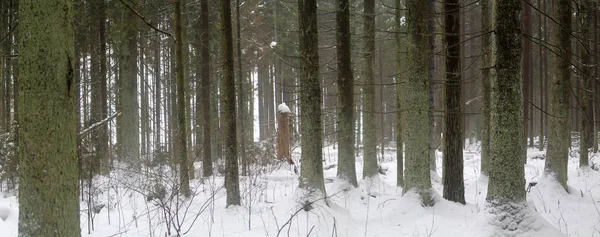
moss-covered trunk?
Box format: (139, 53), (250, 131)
(545, 0), (571, 190)
(18, 0), (80, 235)
(486, 0), (526, 203)
(117, 0), (140, 166)
(404, 0), (433, 206)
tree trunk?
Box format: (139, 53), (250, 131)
(545, 0), (571, 191)
(579, 0), (592, 167)
(442, 0), (464, 204)
(539, 0), (545, 151)
(18, 0), (80, 235)
(362, 0), (378, 179)
(118, 0), (140, 166)
(405, 0), (433, 206)
(480, 0), (491, 174)
(175, 0), (190, 197)
(395, 0), (404, 187)
(235, 0), (247, 177)
(199, 0), (212, 177)
(336, 0), (357, 187)
(486, 0), (526, 204)
(523, 0), (531, 153)
(298, 0), (326, 197)
(221, 0), (241, 206)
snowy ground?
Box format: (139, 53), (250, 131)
(0, 139), (599, 237)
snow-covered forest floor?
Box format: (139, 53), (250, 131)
(1, 138), (599, 237)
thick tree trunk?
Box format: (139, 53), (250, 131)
(487, 0), (526, 204)
(118, 0), (140, 166)
(442, 0), (465, 204)
(523, 1), (531, 153)
(18, 0), (81, 235)
(221, 0), (241, 206)
(539, 0), (545, 151)
(336, 0), (357, 187)
(298, 0), (326, 197)
(405, 0), (433, 206)
(545, 0), (571, 191)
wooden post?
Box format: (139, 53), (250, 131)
(277, 103), (294, 167)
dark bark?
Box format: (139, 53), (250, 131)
(336, 0), (357, 187)
(175, 0), (190, 197)
(298, 0), (326, 196)
(442, 0), (465, 204)
(221, 0), (241, 206)
(200, 0), (212, 177)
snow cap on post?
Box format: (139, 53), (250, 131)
(278, 103), (291, 114)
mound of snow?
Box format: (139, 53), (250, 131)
(277, 103), (291, 113)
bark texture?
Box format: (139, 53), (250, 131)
(487, 0), (526, 202)
(336, 0), (357, 187)
(298, 0), (326, 196)
(545, 0), (571, 190)
(405, 0), (433, 206)
(18, 0), (81, 235)
(442, 0), (465, 204)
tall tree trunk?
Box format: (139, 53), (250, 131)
(175, 0), (190, 196)
(395, 0), (404, 187)
(405, 0), (433, 206)
(362, 0), (378, 179)
(336, 0), (357, 187)
(579, 0), (592, 167)
(480, 0), (491, 174)
(298, 0), (326, 197)
(486, 0), (526, 205)
(545, 0), (571, 191)
(428, 0), (437, 171)
(539, 0), (545, 151)
(442, 0), (464, 204)
(18, 0), (80, 235)
(523, 0), (532, 153)
(118, 0), (140, 166)
(221, 0), (241, 206)
(199, 0), (212, 177)
(235, 0), (247, 177)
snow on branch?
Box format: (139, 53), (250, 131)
(78, 112), (121, 137)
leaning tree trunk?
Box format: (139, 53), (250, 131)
(545, 0), (571, 191)
(404, 0), (433, 206)
(442, 0), (465, 204)
(18, 0), (81, 235)
(336, 0), (357, 187)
